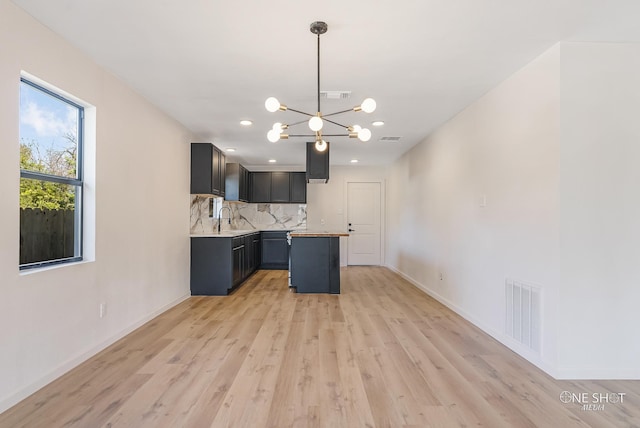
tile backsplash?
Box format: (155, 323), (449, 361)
(190, 196), (306, 235)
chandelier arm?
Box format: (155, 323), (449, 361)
(288, 134), (350, 137)
(287, 119), (309, 127)
(322, 109), (354, 118)
(286, 107), (314, 117)
(322, 117), (351, 129)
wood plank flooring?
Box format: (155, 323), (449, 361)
(1, 267), (639, 427)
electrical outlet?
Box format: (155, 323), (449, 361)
(320, 218), (325, 225)
(99, 302), (107, 318)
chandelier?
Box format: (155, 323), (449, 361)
(265, 21), (377, 152)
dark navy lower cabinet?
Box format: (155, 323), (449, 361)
(191, 233), (260, 296)
(260, 231), (289, 269)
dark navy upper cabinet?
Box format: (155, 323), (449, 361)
(270, 172), (290, 203)
(225, 163), (250, 202)
(251, 172), (271, 202)
(191, 143), (225, 196)
(248, 171), (306, 203)
(290, 172), (307, 203)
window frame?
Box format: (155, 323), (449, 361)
(19, 77), (85, 271)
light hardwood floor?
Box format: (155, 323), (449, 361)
(1, 267), (639, 427)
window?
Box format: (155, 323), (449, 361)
(19, 78), (84, 269)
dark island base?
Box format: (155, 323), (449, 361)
(290, 236), (340, 294)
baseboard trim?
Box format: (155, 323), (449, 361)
(0, 293), (190, 414)
(384, 264), (559, 379)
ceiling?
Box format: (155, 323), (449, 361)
(12, 0), (640, 169)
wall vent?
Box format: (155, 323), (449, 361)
(505, 278), (541, 353)
(379, 136), (402, 142)
(320, 90), (351, 100)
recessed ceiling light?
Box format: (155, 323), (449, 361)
(226, 148), (236, 152)
(240, 120), (253, 126)
(372, 121), (385, 127)
(268, 159), (277, 163)
(350, 159), (359, 163)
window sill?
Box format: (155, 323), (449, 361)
(19, 258), (94, 276)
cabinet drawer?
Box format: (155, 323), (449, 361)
(232, 237), (244, 249)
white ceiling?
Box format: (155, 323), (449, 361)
(12, 0), (640, 169)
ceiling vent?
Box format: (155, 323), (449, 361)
(320, 90), (351, 100)
(379, 136), (402, 142)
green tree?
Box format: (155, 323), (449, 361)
(20, 137), (77, 210)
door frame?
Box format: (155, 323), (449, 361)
(343, 179), (386, 266)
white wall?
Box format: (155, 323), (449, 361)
(0, 0), (192, 411)
(387, 46), (562, 375)
(306, 165), (387, 265)
(387, 42), (640, 379)
(557, 43), (640, 377)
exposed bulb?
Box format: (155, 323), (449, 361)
(315, 139), (328, 152)
(309, 116), (324, 132)
(272, 122), (283, 133)
(351, 125), (362, 133)
(267, 129), (281, 143)
(361, 98), (376, 113)
(265, 97), (280, 112)
(357, 128), (372, 142)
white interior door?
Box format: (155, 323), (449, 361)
(347, 182), (381, 265)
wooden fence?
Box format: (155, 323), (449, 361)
(20, 208), (75, 265)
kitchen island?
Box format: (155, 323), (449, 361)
(289, 231), (349, 294)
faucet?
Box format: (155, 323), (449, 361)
(218, 206), (232, 233)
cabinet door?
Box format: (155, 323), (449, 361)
(290, 172), (307, 203)
(261, 232), (289, 269)
(224, 163), (240, 201)
(232, 244), (244, 286)
(190, 143), (213, 194)
(211, 147), (221, 195)
(271, 172), (290, 203)
(253, 235), (261, 272)
(244, 234), (253, 276)
(219, 151), (226, 197)
(251, 172), (271, 202)
(241, 166), (250, 202)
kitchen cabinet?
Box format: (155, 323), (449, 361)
(242, 166), (250, 201)
(249, 171), (306, 203)
(290, 172), (307, 203)
(306, 141), (329, 183)
(251, 172), (271, 203)
(290, 236), (340, 293)
(270, 172), (290, 203)
(260, 231), (289, 269)
(191, 143), (225, 196)
(191, 233), (258, 295)
(225, 163), (250, 202)
(232, 237), (245, 287)
(244, 232), (261, 275)
(220, 154), (226, 197)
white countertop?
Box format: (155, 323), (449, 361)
(190, 228), (303, 238)
(289, 230), (349, 237)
